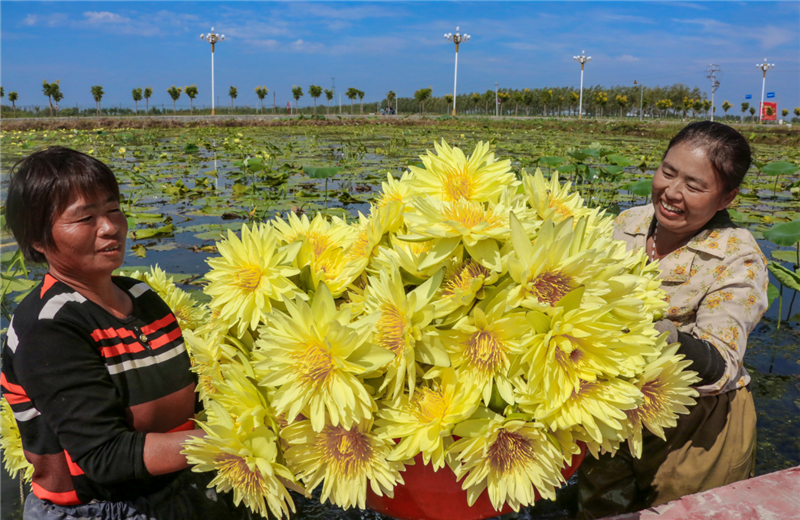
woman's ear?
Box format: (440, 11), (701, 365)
(718, 188), (739, 210)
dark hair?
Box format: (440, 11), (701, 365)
(5, 146), (120, 264)
(664, 121), (751, 193)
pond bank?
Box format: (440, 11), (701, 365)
(2, 115), (798, 146)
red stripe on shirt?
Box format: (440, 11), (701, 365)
(31, 482), (82, 506)
(1, 372), (26, 395)
(40, 274), (58, 298)
(141, 313), (176, 335)
(64, 451), (84, 476)
(91, 327), (137, 342)
(148, 327), (183, 350)
(168, 420), (195, 433)
(99, 341), (146, 358)
(0, 373), (30, 404)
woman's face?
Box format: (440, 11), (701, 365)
(38, 190), (128, 281)
(652, 142), (738, 239)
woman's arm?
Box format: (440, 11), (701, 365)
(143, 430), (204, 476)
(654, 320), (726, 385)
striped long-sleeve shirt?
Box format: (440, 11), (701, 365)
(1, 275), (198, 505)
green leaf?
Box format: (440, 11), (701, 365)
(303, 166), (341, 179)
(606, 155), (633, 167)
(538, 156), (565, 167)
(183, 143), (199, 154)
(131, 244), (147, 257)
(624, 179), (653, 197)
(602, 165), (624, 176)
(768, 261), (800, 292)
(771, 250), (799, 263)
(130, 223), (174, 240)
(557, 164), (576, 174)
(767, 283), (780, 308)
(567, 151), (589, 161)
(763, 220), (800, 246)
(760, 161), (799, 176)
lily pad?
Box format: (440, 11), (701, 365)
(764, 220), (800, 246)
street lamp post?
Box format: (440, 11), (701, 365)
(573, 50), (591, 119)
(445, 27), (470, 117)
(705, 64), (721, 122)
(200, 28), (225, 116)
(756, 58), (775, 124)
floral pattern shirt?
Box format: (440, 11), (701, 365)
(613, 204), (769, 397)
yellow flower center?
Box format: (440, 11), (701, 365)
(319, 425), (374, 479)
(376, 303), (408, 355)
(487, 429), (536, 476)
(306, 231), (334, 257)
(410, 388), (449, 423)
(216, 453), (266, 495)
(548, 198), (573, 219)
(442, 260), (490, 297)
(315, 251), (345, 278)
(629, 379), (669, 426)
(346, 227), (375, 261)
(291, 340), (335, 386)
(441, 199), (502, 230)
(441, 165), (477, 202)
(554, 338), (584, 368)
(233, 266), (262, 290)
(463, 330), (506, 377)
(527, 270), (573, 306)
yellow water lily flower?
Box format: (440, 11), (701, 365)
(407, 140), (516, 204)
(370, 234), (444, 282)
(127, 265), (209, 331)
(439, 292), (531, 406)
(376, 368), (481, 470)
(625, 344), (699, 457)
(363, 265), (449, 401)
(0, 398), (34, 482)
(523, 169), (588, 223)
(433, 257), (501, 319)
(254, 283), (394, 432)
(282, 418), (405, 510)
(205, 223), (302, 336)
(182, 424), (296, 519)
(377, 173), (415, 230)
(449, 416), (570, 510)
(272, 212), (355, 267)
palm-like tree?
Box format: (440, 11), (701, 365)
(386, 90), (396, 113)
(324, 89), (334, 114)
(413, 88), (432, 114)
(42, 80), (61, 117)
(445, 94), (453, 114)
(569, 91), (579, 117)
(291, 85), (303, 114)
(594, 91), (607, 118)
(132, 87), (143, 115)
(144, 87), (153, 114)
(229, 86), (238, 112)
(616, 95), (628, 119)
(741, 102), (749, 123)
(794, 107), (800, 118)
(184, 84), (198, 114)
(345, 87), (359, 114)
(90, 85), (104, 116)
(748, 106), (756, 121)
(357, 89), (365, 114)
(308, 85), (322, 114)
(483, 89), (494, 115)
(540, 89), (553, 117)
(255, 86), (269, 114)
(9, 91), (18, 117)
(497, 91), (510, 115)
(167, 85), (182, 115)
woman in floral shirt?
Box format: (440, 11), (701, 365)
(578, 122), (769, 518)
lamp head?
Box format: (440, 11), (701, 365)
(221, 35), (225, 40)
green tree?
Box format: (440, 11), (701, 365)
(414, 87), (432, 113)
(522, 88), (535, 116)
(90, 85), (104, 116)
(132, 87), (143, 114)
(144, 87), (153, 114)
(445, 94), (453, 114)
(541, 89), (553, 116)
(497, 91), (511, 115)
(324, 89), (334, 114)
(53, 89), (64, 116)
(594, 91), (608, 118)
(682, 97), (694, 119)
(721, 100), (732, 121)
(692, 99), (704, 119)
(0, 87), (3, 99)
(167, 85), (182, 114)
(748, 106), (756, 121)
(471, 92), (481, 114)
(308, 85), (322, 114)
(512, 90), (524, 117)
(184, 84), (198, 114)
(765, 105), (774, 118)
(741, 102), (749, 123)
(42, 80), (62, 117)
(229, 86), (238, 111)
(483, 90), (494, 115)
(702, 100), (712, 118)
(291, 85), (303, 114)
(356, 89), (365, 114)
(781, 108), (789, 118)
(254, 86), (269, 113)
(794, 107), (800, 118)
(8, 91), (18, 117)
(386, 90), (396, 112)
(345, 87), (359, 114)
(569, 91), (579, 117)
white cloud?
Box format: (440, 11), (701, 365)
(602, 14), (655, 24)
(618, 54), (641, 62)
(83, 12), (131, 24)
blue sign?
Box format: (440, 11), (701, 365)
(745, 94), (752, 99)
(767, 92), (775, 98)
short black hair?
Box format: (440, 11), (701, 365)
(664, 121), (751, 193)
(5, 146), (120, 264)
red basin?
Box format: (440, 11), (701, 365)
(366, 441), (588, 520)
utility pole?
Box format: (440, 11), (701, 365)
(755, 58), (774, 124)
(495, 82), (499, 117)
(705, 64), (721, 122)
(573, 50), (591, 119)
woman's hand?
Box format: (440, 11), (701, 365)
(653, 319), (678, 343)
(143, 429), (205, 476)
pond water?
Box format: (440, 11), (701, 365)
(1, 123), (798, 519)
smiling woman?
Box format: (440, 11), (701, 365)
(578, 122), (769, 518)
(1, 147), (246, 520)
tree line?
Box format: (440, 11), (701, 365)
(2, 81), (799, 122)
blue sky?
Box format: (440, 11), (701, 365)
(2, 1), (799, 112)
